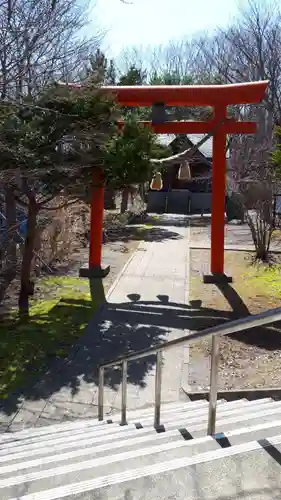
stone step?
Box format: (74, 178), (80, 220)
(0, 400), (206, 446)
(4, 411), (281, 497)
(3, 413), (281, 481)
(0, 399), (271, 461)
(5, 432), (281, 500)
(2, 400), (281, 498)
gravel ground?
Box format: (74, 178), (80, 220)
(190, 219), (254, 246)
(188, 223), (281, 392)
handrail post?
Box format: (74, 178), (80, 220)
(98, 307), (281, 430)
(207, 335), (220, 435)
(154, 350), (163, 428)
(121, 360), (128, 425)
(98, 366), (104, 421)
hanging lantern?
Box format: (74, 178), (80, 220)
(178, 161), (191, 181)
(152, 103), (167, 125)
(150, 171), (163, 191)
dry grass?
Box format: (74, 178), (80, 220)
(35, 200), (89, 272)
(272, 229), (281, 243)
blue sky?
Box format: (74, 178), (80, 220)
(93, 0), (242, 57)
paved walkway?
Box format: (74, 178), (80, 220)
(0, 216), (191, 432)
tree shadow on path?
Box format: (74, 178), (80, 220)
(1, 283), (280, 418)
(104, 225), (183, 244)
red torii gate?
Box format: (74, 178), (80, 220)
(80, 81), (268, 284)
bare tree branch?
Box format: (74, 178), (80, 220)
(0, 0), (101, 99)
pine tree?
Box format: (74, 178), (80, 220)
(106, 60), (117, 85)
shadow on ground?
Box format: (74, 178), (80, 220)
(188, 216), (212, 228)
(143, 214), (191, 228)
(1, 281), (280, 418)
(0, 296), (95, 411)
(0, 268), (16, 304)
(215, 283), (281, 350)
(104, 225), (183, 244)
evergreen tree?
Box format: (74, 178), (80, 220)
(106, 59), (117, 85)
(88, 49), (108, 84)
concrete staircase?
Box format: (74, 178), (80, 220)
(1, 398), (281, 499)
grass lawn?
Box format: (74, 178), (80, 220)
(246, 263), (281, 295)
(0, 277), (96, 400)
(191, 251), (281, 313)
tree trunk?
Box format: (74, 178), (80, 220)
(104, 186), (116, 209)
(139, 183), (148, 204)
(18, 197), (38, 319)
(5, 186), (17, 270)
(120, 187), (129, 214)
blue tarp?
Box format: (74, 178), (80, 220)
(0, 210), (27, 243)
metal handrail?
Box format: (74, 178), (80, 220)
(98, 305), (281, 434)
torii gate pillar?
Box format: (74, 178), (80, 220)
(79, 167), (110, 283)
(208, 104), (228, 282)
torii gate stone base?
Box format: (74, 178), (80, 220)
(80, 81), (268, 290)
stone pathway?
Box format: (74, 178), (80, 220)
(1, 216), (191, 431)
